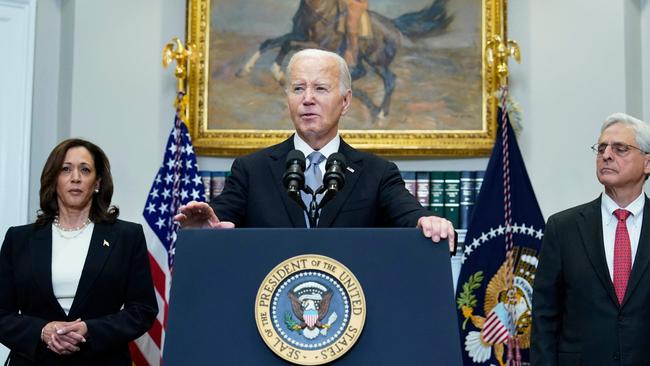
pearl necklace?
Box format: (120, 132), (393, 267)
(53, 216), (92, 239)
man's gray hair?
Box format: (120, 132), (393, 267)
(601, 112), (650, 153)
(285, 48), (352, 95)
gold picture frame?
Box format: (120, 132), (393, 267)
(186, 0), (505, 157)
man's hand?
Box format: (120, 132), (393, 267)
(174, 201), (235, 229)
(42, 319), (86, 355)
(416, 216), (456, 253)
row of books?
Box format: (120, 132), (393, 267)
(199, 170), (484, 231)
(199, 171), (230, 202)
(401, 171), (485, 230)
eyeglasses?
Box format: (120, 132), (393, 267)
(591, 142), (649, 157)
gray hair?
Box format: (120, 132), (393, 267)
(601, 112), (650, 153)
(285, 48), (352, 95)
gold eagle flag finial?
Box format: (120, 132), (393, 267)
(486, 34), (521, 87)
(162, 38), (197, 126)
(162, 37), (197, 94)
(485, 0), (521, 88)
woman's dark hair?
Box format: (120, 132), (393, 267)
(35, 138), (119, 226)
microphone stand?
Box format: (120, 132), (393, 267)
(285, 161), (343, 228)
(302, 185), (338, 228)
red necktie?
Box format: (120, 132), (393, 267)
(613, 209), (632, 304)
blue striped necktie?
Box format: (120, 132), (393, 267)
(302, 151), (325, 227)
(305, 152), (325, 193)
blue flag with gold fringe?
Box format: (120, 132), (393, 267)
(455, 109), (545, 365)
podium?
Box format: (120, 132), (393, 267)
(164, 228), (462, 365)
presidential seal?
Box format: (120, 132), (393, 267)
(255, 254), (366, 365)
(458, 245), (539, 365)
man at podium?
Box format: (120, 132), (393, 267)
(175, 48), (454, 250)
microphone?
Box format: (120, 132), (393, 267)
(323, 153), (346, 193)
(282, 150), (306, 197)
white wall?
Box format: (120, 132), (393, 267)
(510, 0), (649, 217)
(64, 0), (183, 223)
(24, 0), (650, 223)
(0, 0), (35, 236)
(29, 0), (185, 223)
(625, 0), (644, 117)
(29, 0), (62, 224)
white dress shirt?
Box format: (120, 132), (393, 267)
(51, 223), (94, 315)
(601, 192), (644, 281)
(293, 133), (341, 178)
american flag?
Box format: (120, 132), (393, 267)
(130, 92), (204, 365)
(455, 108), (544, 365)
(481, 303), (514, 345)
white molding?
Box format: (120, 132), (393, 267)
(0, 0), (35, 229)
(642, 0), (650, 122)
(0, 0), (36, 358)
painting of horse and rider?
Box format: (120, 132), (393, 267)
(206, 0), (483, 133)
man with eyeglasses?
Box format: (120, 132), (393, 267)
(532, 113), (650, 365)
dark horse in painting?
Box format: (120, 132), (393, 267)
(237, 0), (452, 119)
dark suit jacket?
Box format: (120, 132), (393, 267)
(531, 196), (650, 366)
(211, 137), (430, 228)
(0, 220), (158, 366)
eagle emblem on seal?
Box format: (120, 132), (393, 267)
(457, 246), (538, 366)
(285, 281), (338, 339)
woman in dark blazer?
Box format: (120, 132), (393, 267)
(0, 139), (158, 366)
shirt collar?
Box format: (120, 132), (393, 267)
(292, 133), (340, 164)
(601, 191), (645, 225)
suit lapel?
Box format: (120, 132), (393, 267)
(269, 137), (307, 228)
(621, 196), (650, 307)
(30, 223), (67, 318)
(318, 140), (363, 228)
(68, 222), (115, 318)
(577, 197), (620, 307)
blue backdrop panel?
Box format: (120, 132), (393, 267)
(164, 228), (461, 365)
